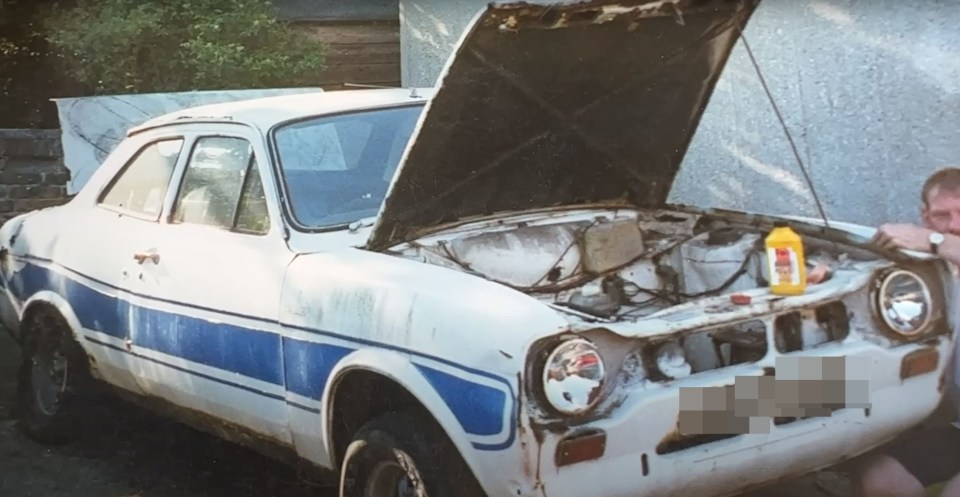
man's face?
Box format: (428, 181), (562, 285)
(923, 185), (960, 235)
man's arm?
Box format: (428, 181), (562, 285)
(874, 223), (960, 266)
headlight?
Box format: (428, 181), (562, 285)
(878, 269), (933, 337)
(541, 338), (606, 415)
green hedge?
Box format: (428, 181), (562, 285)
(0, 0), (328, 127)
(43, 0), (327, 94)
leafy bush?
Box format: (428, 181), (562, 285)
(42, 0), (327, 94)
(0, 0), (67, 127)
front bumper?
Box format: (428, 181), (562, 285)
(524, 335), (952, 497)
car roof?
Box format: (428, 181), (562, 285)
(128, 87), (436, 136)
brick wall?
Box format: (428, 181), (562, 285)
(0, 130), (70, 225)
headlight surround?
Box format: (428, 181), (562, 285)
(877, 269), (933, 337)
(541, 338), (606, 415)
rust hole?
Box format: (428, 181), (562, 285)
(565, 8), (601, 24)
(537, 8), (562, 26)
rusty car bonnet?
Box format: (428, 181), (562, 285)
(366, 0), (762, 251)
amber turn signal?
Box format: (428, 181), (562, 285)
(900, 348), (939, 380)
(556, 430), (606, 467)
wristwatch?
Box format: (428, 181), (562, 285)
(930, 231), (945, 255)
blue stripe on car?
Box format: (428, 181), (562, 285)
(84, 334), (290, 402)
(282, 338), (354, 399)
(7, 257), (516, 450)
(415, 365), (506, 437)
(135, 306), (286, 386)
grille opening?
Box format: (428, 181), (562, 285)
(775, 302), (850, 353)
(644, 320), (768, 380)
(709, 322), (767, 368)
(816, 301), (851, 341)
(775, 313), (803, 353)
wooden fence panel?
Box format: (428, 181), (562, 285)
(294, 22), (402, 88)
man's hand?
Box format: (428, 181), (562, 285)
(872, 223), (934, 252)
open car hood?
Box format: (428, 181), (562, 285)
(367, 0), (761, 250)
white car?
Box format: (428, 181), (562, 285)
(1, 1), (955, 496)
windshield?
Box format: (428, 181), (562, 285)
(273, 104), (424, 229)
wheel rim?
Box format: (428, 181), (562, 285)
(29, 332), (68, 417)
(364, 459), (418, 497)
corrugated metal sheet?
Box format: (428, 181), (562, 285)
(400, 0), (960, 228)
(52, 88), (324, 193)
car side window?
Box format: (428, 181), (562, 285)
(171, 136), (270, 235)
(99, 138), (184, 219)
(234, 157), (270, 235)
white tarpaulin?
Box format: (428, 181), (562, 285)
(53, 88), (323, 194)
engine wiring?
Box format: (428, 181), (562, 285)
(615, 291), (671, 320)
(611, 248), (763, 320)
(522, 228), (716, 295)
(418, 217), (772, 322)
(529, 218), (601, 287)
(430, 225), (593, 290)
(427, 224), (744, 294)
(670, 238), (764, 299)
(430, 217), (612, 293)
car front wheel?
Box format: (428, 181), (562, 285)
(339, 411), (485, 497)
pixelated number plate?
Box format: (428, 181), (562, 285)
(678, 356), (871, 435)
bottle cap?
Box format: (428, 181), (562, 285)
(731, 293), (752, 305)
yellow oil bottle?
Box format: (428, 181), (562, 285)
(765, 222), (806, 295)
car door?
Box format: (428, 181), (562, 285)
(127, 127), (294, 444)
(52, 135), (188, 394)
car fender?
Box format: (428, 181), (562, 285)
(280, 249), (569, 373)
(320, 348), (501, 476)
(19, 290), (85, 345)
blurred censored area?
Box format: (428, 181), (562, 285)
(679, 356), (871, 435)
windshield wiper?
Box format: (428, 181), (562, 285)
(348, 217), (378, 233)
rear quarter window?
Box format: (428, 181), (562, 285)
(99, 138), (184, 219)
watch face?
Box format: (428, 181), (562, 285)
(932, 232), (946, 244)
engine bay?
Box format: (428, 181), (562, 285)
(397, 208), (872, 322)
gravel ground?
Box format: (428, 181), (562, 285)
(0, 327), (863, 497)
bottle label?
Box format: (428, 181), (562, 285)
(768, 247), (800, 286)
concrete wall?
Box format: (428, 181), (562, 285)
(0, 130), (70, 225)
(399, 0), (960, 227)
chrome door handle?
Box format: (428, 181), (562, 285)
(133, 251), (160, 265)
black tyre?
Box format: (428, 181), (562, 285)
(16, 309), (89, 444)
(339, 410), (485, 497)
